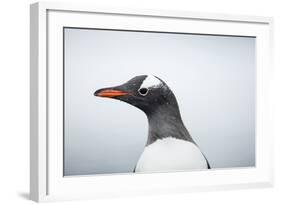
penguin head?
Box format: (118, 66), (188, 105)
(94, 75), (175, 115)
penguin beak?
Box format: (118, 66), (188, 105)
(94, 87), (129, 98)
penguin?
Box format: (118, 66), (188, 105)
(94, 75), (210, 172)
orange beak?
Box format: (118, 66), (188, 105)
(94, 89), (128, 98)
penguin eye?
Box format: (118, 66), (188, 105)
(138, 88), (149, 96)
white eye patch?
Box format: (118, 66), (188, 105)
(139, 75), (162, 90)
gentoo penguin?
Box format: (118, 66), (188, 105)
(94, 75), (210, 172)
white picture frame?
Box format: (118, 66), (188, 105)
(30, 2), (274, 202)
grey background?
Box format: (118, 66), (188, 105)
(64, 28), (256, 176)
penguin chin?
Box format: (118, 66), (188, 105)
(113, 97), (151, 114)
(119, 99), (147, 112)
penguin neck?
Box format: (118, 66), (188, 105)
(145, 100), (194, 146)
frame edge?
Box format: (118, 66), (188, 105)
(30, 2), (48, 202)
(39, 1), (272, 24)
(30, 2), (40, 202)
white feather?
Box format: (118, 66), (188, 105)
(140, 75), (162, 89)
(135, 137), (208, 172)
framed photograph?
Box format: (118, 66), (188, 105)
(30, 2), (274, 202)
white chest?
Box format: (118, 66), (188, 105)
(135, 137), (208, 172)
